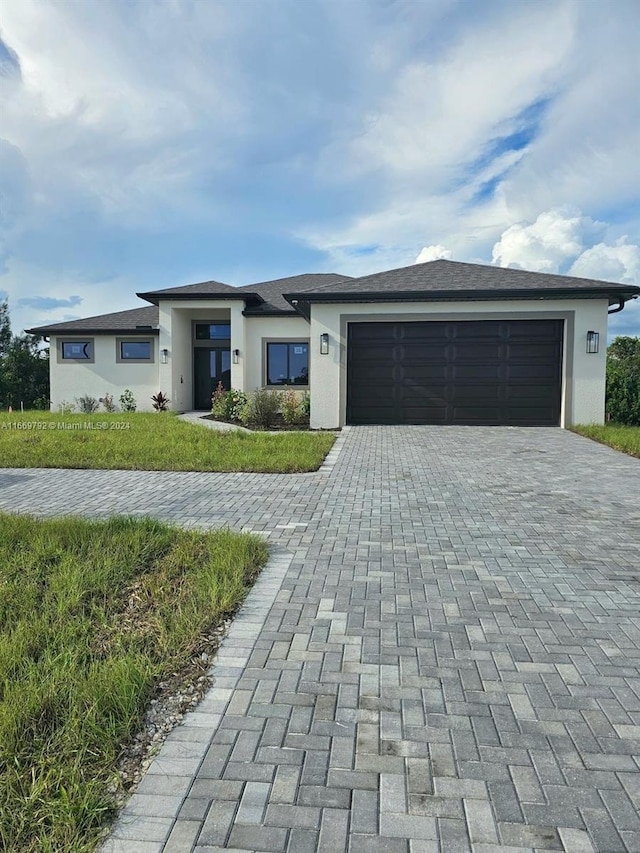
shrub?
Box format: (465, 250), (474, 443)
(58, 400), (75, 414)
(211, 381), (226, 418)
(75, 395), (99, 413)
(212, 385), (249, 422)
(101, 392), (117, 413)
(151, 391), (170, 412)
(281, 388), (303, 425)
(300, 391), (310, 418)
(119, 389), (137, 412)
(606, 337), (640, 426)
(242, 388), (281, 429)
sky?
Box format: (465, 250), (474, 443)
(1, 0), (639, 339)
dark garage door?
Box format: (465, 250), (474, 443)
(347, 319), (563, 426)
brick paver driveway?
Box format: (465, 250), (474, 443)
(2, 426), (640, 852)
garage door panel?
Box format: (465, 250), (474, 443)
(347, 320), (562, 426)
(350, 363), (395, 383)
(452, 342), (502, 360)
(401, 323), (448, 341)
(450, 384), (500, 402)
(452, 406), (502, 423)
(400, 343), (448, 361)
(451, 322), (504, 339)
(400, 364), (448, 381)
(506, 321), (560, 339)
(506, 342), (561, 360)
(451, 364), (501, 380)
(506, 363), (559, 380)
(403, 408), (448, 424)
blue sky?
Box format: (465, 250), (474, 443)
(1, 0), (639, 339)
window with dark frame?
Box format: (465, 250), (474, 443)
(195, 323), (231, 340)
(266, 342), (309, 385)
(61, 341), (92, 360)
(120, 340), (152, 360)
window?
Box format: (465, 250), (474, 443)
(116, 338), (154, 363)
(266, 342), (309, 385)
(60, 340), (93, 361)
(121, 341), (151, 360)
(195, 323), (231, 340)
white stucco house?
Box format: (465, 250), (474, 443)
(27, 259), (639, 429)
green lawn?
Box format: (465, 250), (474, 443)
(0, 512), (268, 852)
(0, 412), (335, 472)
(571, 424), (640, 458)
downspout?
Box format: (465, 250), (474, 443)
(608, 296), (630, 314)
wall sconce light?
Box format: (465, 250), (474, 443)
(320, 333), (329, 355)
(160, 348), (169, 364)
(232, 349), (240, 364)
(586, 331), (600, 354)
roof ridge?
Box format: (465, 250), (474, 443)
(237, 272), (353, 292)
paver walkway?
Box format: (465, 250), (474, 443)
(1, 426), (640, 852)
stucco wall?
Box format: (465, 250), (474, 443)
(49, 335), (159, 412)
(308, 299), (609, 429)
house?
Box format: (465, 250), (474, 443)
(27, 259), (640, 429)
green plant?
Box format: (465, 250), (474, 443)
(606, 336), (640, 425)
(226, 389), (248, 422)
(119, 389), (137, 412)
(151, 391), (170, 412)
(571, 424), (640, 459)
(300, 391), (310, 417)
(76, 394), (99, 413)
(102, 392), (117, 413)
(0, 512), (267, 852)
(243, 388), (282, 429)
(281, 388), (303, 425)
(211, 381), (226, 418)
(212, 385), (248, 422)
(58, 400), (75, 414)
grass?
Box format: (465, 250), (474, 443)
(571, 423), (640, 458)
(0, 512), (268, 852)
(0, 412), (335, 472)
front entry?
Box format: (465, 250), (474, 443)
(194, 347), (231, 410)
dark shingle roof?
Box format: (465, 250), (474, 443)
(26, 306), (159, 335)
(285, 259), (640, 303)
(238, 273), (354, 313)
(137, 279), (249, 305)
(25, 260), (639, 334)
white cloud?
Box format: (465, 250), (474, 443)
(569, 239), (640, 285)
(342, 3), (573, 186)
(491, 208), (604, 273)
(416, 245), (452, 263)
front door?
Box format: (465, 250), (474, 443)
(194, 348), (231, 410)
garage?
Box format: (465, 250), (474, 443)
(346, 319), (563, 426)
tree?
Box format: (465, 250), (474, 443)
(0, 300), (11, 358)
(606, 336), (640, 425)
(0, 300), (50, 410)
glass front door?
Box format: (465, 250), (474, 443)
(194, 347), (231, 409)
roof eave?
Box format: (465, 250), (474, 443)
(284, 287), (640, 308)
(25, 327), (161, 336)
(242, 308), (300, 318)
(137, 291), (264, 306)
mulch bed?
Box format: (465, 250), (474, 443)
(203, 414), (311, 431)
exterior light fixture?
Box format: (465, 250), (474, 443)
(586, 331), (599, 354)
(232, 349), (240, 364)
(320, 333), (329, 355)
(160, 348), (169, 364)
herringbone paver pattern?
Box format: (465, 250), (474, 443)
(1, 426), (639, 852)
